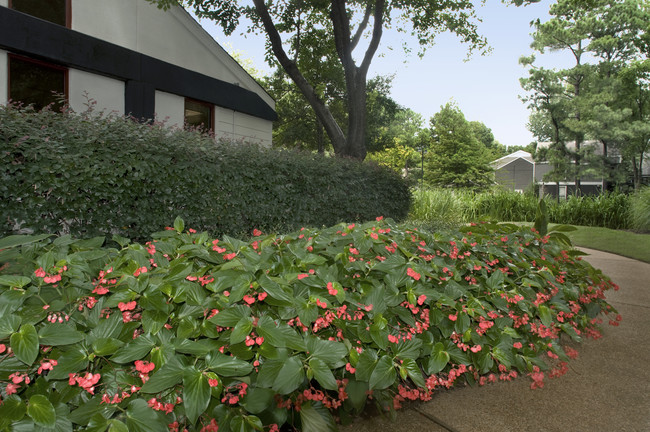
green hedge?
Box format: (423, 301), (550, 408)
(0, 105), (410, 241)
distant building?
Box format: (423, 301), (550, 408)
(0, 0), (276, 145)
(491, 150), (535, 193)
(492, 142), (650, 197)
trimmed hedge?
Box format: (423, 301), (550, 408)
(0, 105), (410, 241)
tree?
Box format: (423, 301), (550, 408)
(521, 0), (650, 190)
(424, 102), (493, 190)
(150, 0), (536, 160)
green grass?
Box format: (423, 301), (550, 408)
(561, 225), (650, 263)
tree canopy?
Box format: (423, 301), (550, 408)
(151, 0), (537, 160)
(521, 0), (650, 190)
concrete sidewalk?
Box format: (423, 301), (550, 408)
(342, 248), (650, 432)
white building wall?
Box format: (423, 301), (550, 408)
(71, 0), (274, 110)
(214, 107), (271, 147)
(154, 90), (185, 128)
(0, 0), (7, 7)
(68, 69), (125, 115)
(0, 49), (7, 105)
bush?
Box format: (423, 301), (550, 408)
(409, 188), (631, 230)
(0, 105), (410, 241)
(629, 187), (650, 232)
(0, 218), (618, 431)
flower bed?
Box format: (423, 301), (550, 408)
(0, 218), (618, 431)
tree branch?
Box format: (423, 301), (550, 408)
(251, 0), (345, 152)
(350, 2), (372, 52)
(359, 0), (385, 76)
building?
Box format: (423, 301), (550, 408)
(491, 150), (535, 193)
(493, 143), (650, 197)
(0, 0), (276, 145)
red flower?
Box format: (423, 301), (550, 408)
(223, 253), (236, 261)
(118, 301), (137, 311)
(208, 378), (219, 387)
(448, 314), (458, 322)
(407, 268), (421, 281)
(133, 267), (148, 277)
(135, 360), (155, 374)
(513, 342), (523, 349)
(253, 229), (262, 236)
(327, 282), (338, 296)
(243, 295), (256, 305)
(34, 267), (46, 278)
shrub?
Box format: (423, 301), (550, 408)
(629, 187), (650, 232)
(409, 188), (631, 230)
(0, 105), (410, 241)
(0, 218), (618, 431)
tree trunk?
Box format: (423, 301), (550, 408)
(345, 74), (368, 160)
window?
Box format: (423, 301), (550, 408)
(184, 98), (213, 131)
(9, 55), (67, 111)
(9, 0), (70, 27)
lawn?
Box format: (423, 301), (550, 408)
(560, 225), (650, 263)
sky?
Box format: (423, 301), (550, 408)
(195, 0), (575, 150)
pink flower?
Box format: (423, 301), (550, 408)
(417, 294), (427, 305)
(44, 274), (61, 284)
(243, 295), (256, 305)
(407, 268), (421, 281)
(297, 274), (309, 280)
(257, 292), (268, 301)
(133, 267), (148, 277)
(208, 378), (219, 387)
(316, 299), (327, 309)
(513, 342), (523, 349)
(0, 344), (5, 354)
(34, 267), (46, 278)
(448, 314), (458, 322)
(349, 248), (359, 255)
(252, 229), (262, 237)
(118, 301), (137, 311)
(223, 253), (236, 261)
(5, 383), (19, 395)
(327, 282), (338, 296)
(135, 360), (155, 374)
(470, 345), (482, 353)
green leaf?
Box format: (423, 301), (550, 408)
(0, 314), (21, 339)
(427, 342), (449, 374)
(401, 358), (426, 388)
(0, 395), (27, 429)
(231, 317), (254, 345)
(306, 336), (347, 366)
(355, 349), (378, 382)
(211, 305), (251, 327)
(173, 216), (185, 233)
(27, 395), (56, 428)
(255, 315), (287, 348)
(10, 323), (39, 366)
(140, 361), (184, 394)
(345, 380), (368, 412)
(125, 399), (168, 432)
(538, 304), (553, 327)
(39, 323), (84, 346)
(299, 403), (337, 432)
(45, 346), (88, 380)
(309, 358), (338, 390)
(369, 355), (396, 390)
(0, 234), (51, 250)
(183, 368), (211, 425)
(0, 275), (32, 288)
(272, 356), (304, 394)
(241, 387), (275, 414)
(258, 275), (294, 306)
(110, 335), (155, 363)
(205, 352), (253, 377)
(108, 420), (130, 432)
(92, 337), (125, 357)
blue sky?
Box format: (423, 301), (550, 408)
(196, 0), (573, 149)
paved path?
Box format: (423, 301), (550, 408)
(342, 248), (650, 432)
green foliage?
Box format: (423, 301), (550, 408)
(410, 188), (631, 230)
(0, 217), (618, 431)
(425, 103), (494, 191)
(629, 187), (650, 232)
(0, 105), (410, 241)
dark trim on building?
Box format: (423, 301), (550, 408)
(9, 0), (71, 28)
(0, 6), (277, 121)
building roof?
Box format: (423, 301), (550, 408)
(491, 150), (534, 170)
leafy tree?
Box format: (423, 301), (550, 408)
(150, 0), (536, 160)
(424, 102), (493, 190)
(521, 0), (650, 190)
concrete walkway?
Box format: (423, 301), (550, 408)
(342, 248), (650, 432)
